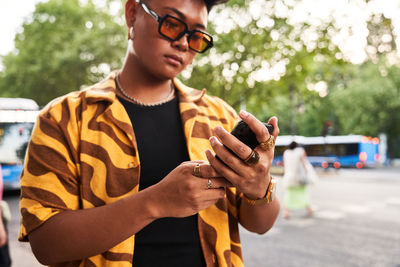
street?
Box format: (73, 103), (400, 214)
(3, 168), (400, 267)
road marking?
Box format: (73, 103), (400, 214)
(366, 201), (386, 209)
(341, 205), (370, 214)
(240, 226), (281, 235)
(285, 218), (316, 227)
(314, 210), (345, 220)
(266, 227), (281, 235)
(386, 197), (400, 206)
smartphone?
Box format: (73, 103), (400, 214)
(216, 120), (274, 162)
(230, 120), (274, 150)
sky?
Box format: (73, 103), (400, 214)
(0, 0), (48, 56)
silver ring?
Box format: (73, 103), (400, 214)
(206, 178), (213, 189)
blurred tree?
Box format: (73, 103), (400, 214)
(366, 13), (397, 62)
(331, 60), (400, 157)
(183, 0), (400, 149)
(1, 0), (400, 157)
(182, 0), (348, 136)
(0, 0), (125, 106)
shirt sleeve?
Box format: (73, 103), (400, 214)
(19, 101), (81, 241)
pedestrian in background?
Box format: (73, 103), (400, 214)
(18, 0), (280, 266)
(0, 164), (11, 267)
(282, 141), (315, 219)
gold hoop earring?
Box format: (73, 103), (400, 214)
(129, 27), (134, 40)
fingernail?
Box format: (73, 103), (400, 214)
(240, 110), (249, 118)
(214, 126), (222, 134)
(210, 136), (216, 146)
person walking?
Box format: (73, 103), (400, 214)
(282, 141), (314, 219)
(18, 0), (280, 266)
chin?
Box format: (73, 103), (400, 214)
(155, 66), (184, 80)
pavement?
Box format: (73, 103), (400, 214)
(3, 167), (400, 266)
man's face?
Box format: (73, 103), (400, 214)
(129, 0), (208, 80)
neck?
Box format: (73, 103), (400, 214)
(118, 52), (175, 104)
(116, 73), (175, 106)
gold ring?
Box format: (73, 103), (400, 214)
(243, 150), (260, 165)
(259, 135), (275, 151)
(206, 179), (213, 189)
(193, 163), (201, 177)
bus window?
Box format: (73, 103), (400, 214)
(0, 123), (34, 164)
(345, 143), (358, 155)
(274, 135), (379, 168)
(304, 145), (325, 156)
(0, 97), (39, 190)
(274, 146), (286, 158)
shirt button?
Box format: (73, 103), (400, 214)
(128, 162), (136, 168)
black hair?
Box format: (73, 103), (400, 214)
(204, 0), (229, 12)
(139, 0), (229, 13)
(288, 141), (298, 150)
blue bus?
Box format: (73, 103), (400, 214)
(274, 135), (380, 169)
(0, 98), (39, 190)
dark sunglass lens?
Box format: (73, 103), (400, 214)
(160, 16), (186, 40)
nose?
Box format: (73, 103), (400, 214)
(172, 32), (190, 51)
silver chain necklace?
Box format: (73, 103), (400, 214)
(115, 73), (175, 107)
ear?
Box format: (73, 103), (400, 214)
(125, 0), (137, 28)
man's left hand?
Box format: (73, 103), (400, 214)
(205, 110), (279, 200)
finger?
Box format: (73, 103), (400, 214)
(190, 162), (221, 178)
(205, 149), (242, 186)
(213, 126), (253, 161)
(199, 177), (233, 189)
(209, 136), (249, 176)
(267, 116), (279, 138)
(202, 189), (226, 206)
(202, 186), (226, 197)
(182, 160), (207, 166)
(239, 110), (271, 144)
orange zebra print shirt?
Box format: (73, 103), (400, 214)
(19, 71), (244, 267)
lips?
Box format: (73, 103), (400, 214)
(165, 54), (183, 66)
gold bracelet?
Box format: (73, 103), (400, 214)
(243, 176), (276, 205)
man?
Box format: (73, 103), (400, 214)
(19, 0), (280, 266)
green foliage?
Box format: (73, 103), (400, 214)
(183, 0), (348, 137)
(1, 0), (400, 157)
(331, 61), (400, 157)
(0, 0), (125, 106)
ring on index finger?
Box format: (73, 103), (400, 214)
(243, 150), (260, 165)
(259, 135), (275, 151)
(206, 178), (213, 189)
(193, 163), (201, 177)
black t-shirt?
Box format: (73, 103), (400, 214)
(117, 96), (206, 267)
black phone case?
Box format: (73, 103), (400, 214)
(230, 120), (274, 150)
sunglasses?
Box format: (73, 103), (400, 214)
(135, 0), (213, 53)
